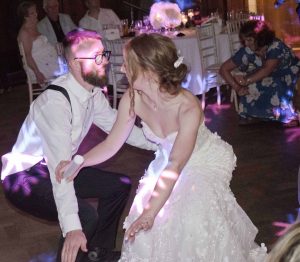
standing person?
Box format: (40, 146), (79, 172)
(38, 0), (77, 45)
(1, 29), (155, 262)
(17, 1), (66, 85)
(79, 0), (121, 37)
(220, 20), (300, 127)
(56, 33), (267, 261)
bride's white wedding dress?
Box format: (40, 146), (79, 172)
(119, 122), (267, 262)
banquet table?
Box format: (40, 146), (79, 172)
(105, 28), (238, 96)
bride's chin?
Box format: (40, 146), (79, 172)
(133, 88), (143, 95)
(133, 87), (142, 92)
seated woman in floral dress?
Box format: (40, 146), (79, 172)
(220, 20), (300, 127)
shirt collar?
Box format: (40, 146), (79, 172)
(54, 72), (98, 103)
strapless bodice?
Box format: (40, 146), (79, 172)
(141, 121), (178, 150)
(141, 120), (236, 183)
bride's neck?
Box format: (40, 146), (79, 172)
(141, 87), (178, 112)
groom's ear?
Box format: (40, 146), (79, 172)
(69, 57), (81, 72)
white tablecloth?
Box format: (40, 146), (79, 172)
(172, 31), (234, 95)
(106, 30), (237, 95)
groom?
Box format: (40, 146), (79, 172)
(1, 29), (155, 262)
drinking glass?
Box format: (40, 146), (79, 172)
(143, 15), (150, 30)
(121, 19), (129, 36)
(134, 20), (143, 31)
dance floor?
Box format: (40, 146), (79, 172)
(0, 84), (300, 261)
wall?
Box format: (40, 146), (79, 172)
(257, 0), (300, 40)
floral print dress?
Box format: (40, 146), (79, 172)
(232, 39), (300, 123)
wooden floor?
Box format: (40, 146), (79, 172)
(0, 85), (300, 261)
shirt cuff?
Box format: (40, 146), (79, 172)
(61, 214), (82, 237)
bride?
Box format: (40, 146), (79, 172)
(17, 1), (66, 85)
(56, 33), (267, 261)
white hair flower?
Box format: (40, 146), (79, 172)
(174, 56), (184, 68)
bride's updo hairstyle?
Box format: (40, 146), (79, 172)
(124, 33), (189, 95)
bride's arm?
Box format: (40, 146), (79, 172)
(55, 92), (136, 182)
(125, 96), (203, 241)
(144, 103), (202, 216)
(82, 91), (136, 167)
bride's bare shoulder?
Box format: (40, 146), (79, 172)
(181, 89), (201, 108)
(180, 89), (203, 120)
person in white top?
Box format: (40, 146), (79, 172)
(17, 1), (66, 84)
(79, 0), (121, 37)
(37, 0), (77, 45)
(1, 29), (155, 262)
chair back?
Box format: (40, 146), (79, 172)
(195, 23), (223, 109)
(196, 23), (219, 74)
(226, 20), (245, 55)
(18, 41), (46, 104)
(103, 39), (128, 108)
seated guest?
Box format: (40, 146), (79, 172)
(79, 0), (121, 37)
(17, 1), (67, 85)
(37, 0), (77, 45)
(220, 20), (300, 127)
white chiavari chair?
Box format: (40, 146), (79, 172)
(103, 38), (128, 109)
(18, 41), (47, 104)
(226, 20), (245, 55)
(226, 20), (247, 112)
(195, 23), (224, 109)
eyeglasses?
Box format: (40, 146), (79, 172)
(74, 51), (111, 65)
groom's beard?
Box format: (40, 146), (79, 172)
(81, 67), (107, 87)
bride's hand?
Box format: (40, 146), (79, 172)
(55, 160), (70, 183)
(125, 213), (155, 243)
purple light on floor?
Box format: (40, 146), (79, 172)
(9, 174), (39, 196)
(29, 251), (57, 262)
(272, 210), (298, 236)
(273, 221), (292, 236)
(120, 176), (131, 185)
(206, 103), (231, 115)
(285, 127), (300, 142)
(204, 116), (212, 124)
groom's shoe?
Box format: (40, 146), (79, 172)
(87, 247), (121, 262)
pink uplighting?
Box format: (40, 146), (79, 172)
(285, 127), (300, 142)
(273, 221), (293, 236)
(272, 211), (299, 236)
(206, 103), (231, 115)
